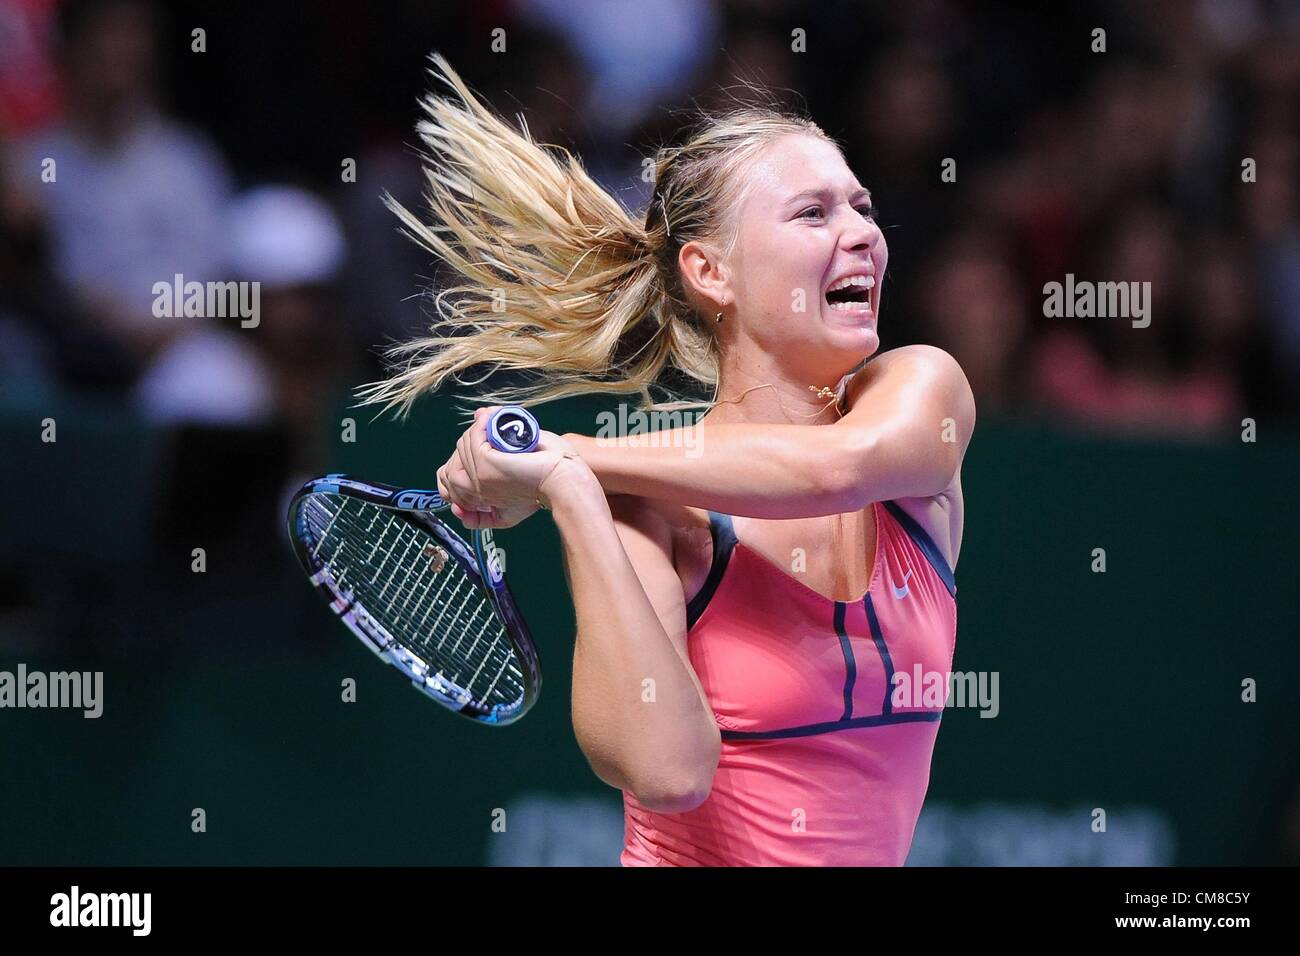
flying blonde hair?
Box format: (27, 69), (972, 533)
(357, 53), (835, 417)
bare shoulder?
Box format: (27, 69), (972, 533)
(845, 344), (972, 420)
(844, 345), (974, 572)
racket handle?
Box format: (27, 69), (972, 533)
(487, 406), (541, 453)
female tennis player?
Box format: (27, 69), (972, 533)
(363, 55), (975, 866)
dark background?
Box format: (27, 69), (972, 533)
(0, 0), (1297, 865)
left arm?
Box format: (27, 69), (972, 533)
(564, 345), (975, 519)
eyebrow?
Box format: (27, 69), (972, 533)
(785, 186), (872, 207)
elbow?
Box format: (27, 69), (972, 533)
(576, 712), (721, 812)
(576, 740), (718, 812)
(633, 771), (715, 814)
(899, 441), (962, 500)
(628, 732), (721, 814)
(916, 439), (963, 498)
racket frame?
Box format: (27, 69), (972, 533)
(287, 474), (541, 724)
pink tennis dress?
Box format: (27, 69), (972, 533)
(621, 499), (958, 866)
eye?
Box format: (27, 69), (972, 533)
(799, 203), (878, 222)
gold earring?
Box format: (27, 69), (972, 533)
(715, 311), (724, 323)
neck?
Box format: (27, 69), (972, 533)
(707, 349), (847, 426)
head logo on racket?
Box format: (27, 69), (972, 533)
(395, 490), (444, 510)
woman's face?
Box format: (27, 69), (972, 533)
(721, 134), (887, 381)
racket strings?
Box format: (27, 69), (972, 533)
(314, 497), (522, 704)
(300, 494), (523, 707)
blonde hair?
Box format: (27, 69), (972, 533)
(357, 54), (835, 417)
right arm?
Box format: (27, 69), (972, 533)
(561, 345), (975, 518)
(544, 462), (721, 813)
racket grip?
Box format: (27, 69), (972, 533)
(487, 406), (541, 454)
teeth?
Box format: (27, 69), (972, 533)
(828, 274), (876, 292)
(829, 300), (871, 311)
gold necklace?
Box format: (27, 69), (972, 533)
(709, 382), (844, 423)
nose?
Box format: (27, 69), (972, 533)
(838, 207), (879, 254)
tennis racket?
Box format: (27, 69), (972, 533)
(287, 405), (543, 725)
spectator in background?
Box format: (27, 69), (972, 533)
(1, 0), (1292, 436)
(134, 185), (349, 578)
(513, 0), (718, 142)
(137, 185), (350, 470)
(0, 132), (141, 393)
(1024, 206), (1262, 435)
(916, 230), (1031, 416)
(843, 41), (958, 349)
(1240, 125), (1300, 411)
(10, 0), (231, 380)
(225, 185), (349, 445)
(0, 141), (54, 401)
(340, 20), (595, 352)
(1177, 231), (1283, 421)
(0, 0), (63, 136)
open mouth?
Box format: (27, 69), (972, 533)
(825, 274), (875, 311)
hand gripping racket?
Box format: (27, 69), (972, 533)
(287, 406), (542, 725)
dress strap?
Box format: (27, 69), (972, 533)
(685, 511), (738, 630)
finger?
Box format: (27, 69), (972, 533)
(442, 463), (465, 502)
(469, 505), (504, 527)
(439, 452), (473, 502)
(446, 468), (486, 512)
(456, 428), (481, 497)
(468, 409), (492, 449)
(456, 428), (494, 511)
(471, 416), (499, 509)
(451, 501), (481, 528)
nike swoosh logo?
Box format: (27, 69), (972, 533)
(892, 568), (913, 599)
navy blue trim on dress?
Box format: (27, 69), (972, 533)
(833, 601), (857, 720)
(685, 511), (738, 630)
(863, 594), (896, 715)
(881, 500), (957, 598)
(720, 709), (942, 740)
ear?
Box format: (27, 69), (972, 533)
(677, 239), (732, 312)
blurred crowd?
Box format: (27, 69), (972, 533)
(1, 0), (1297, 460)
(0, 1), (1294, 868)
